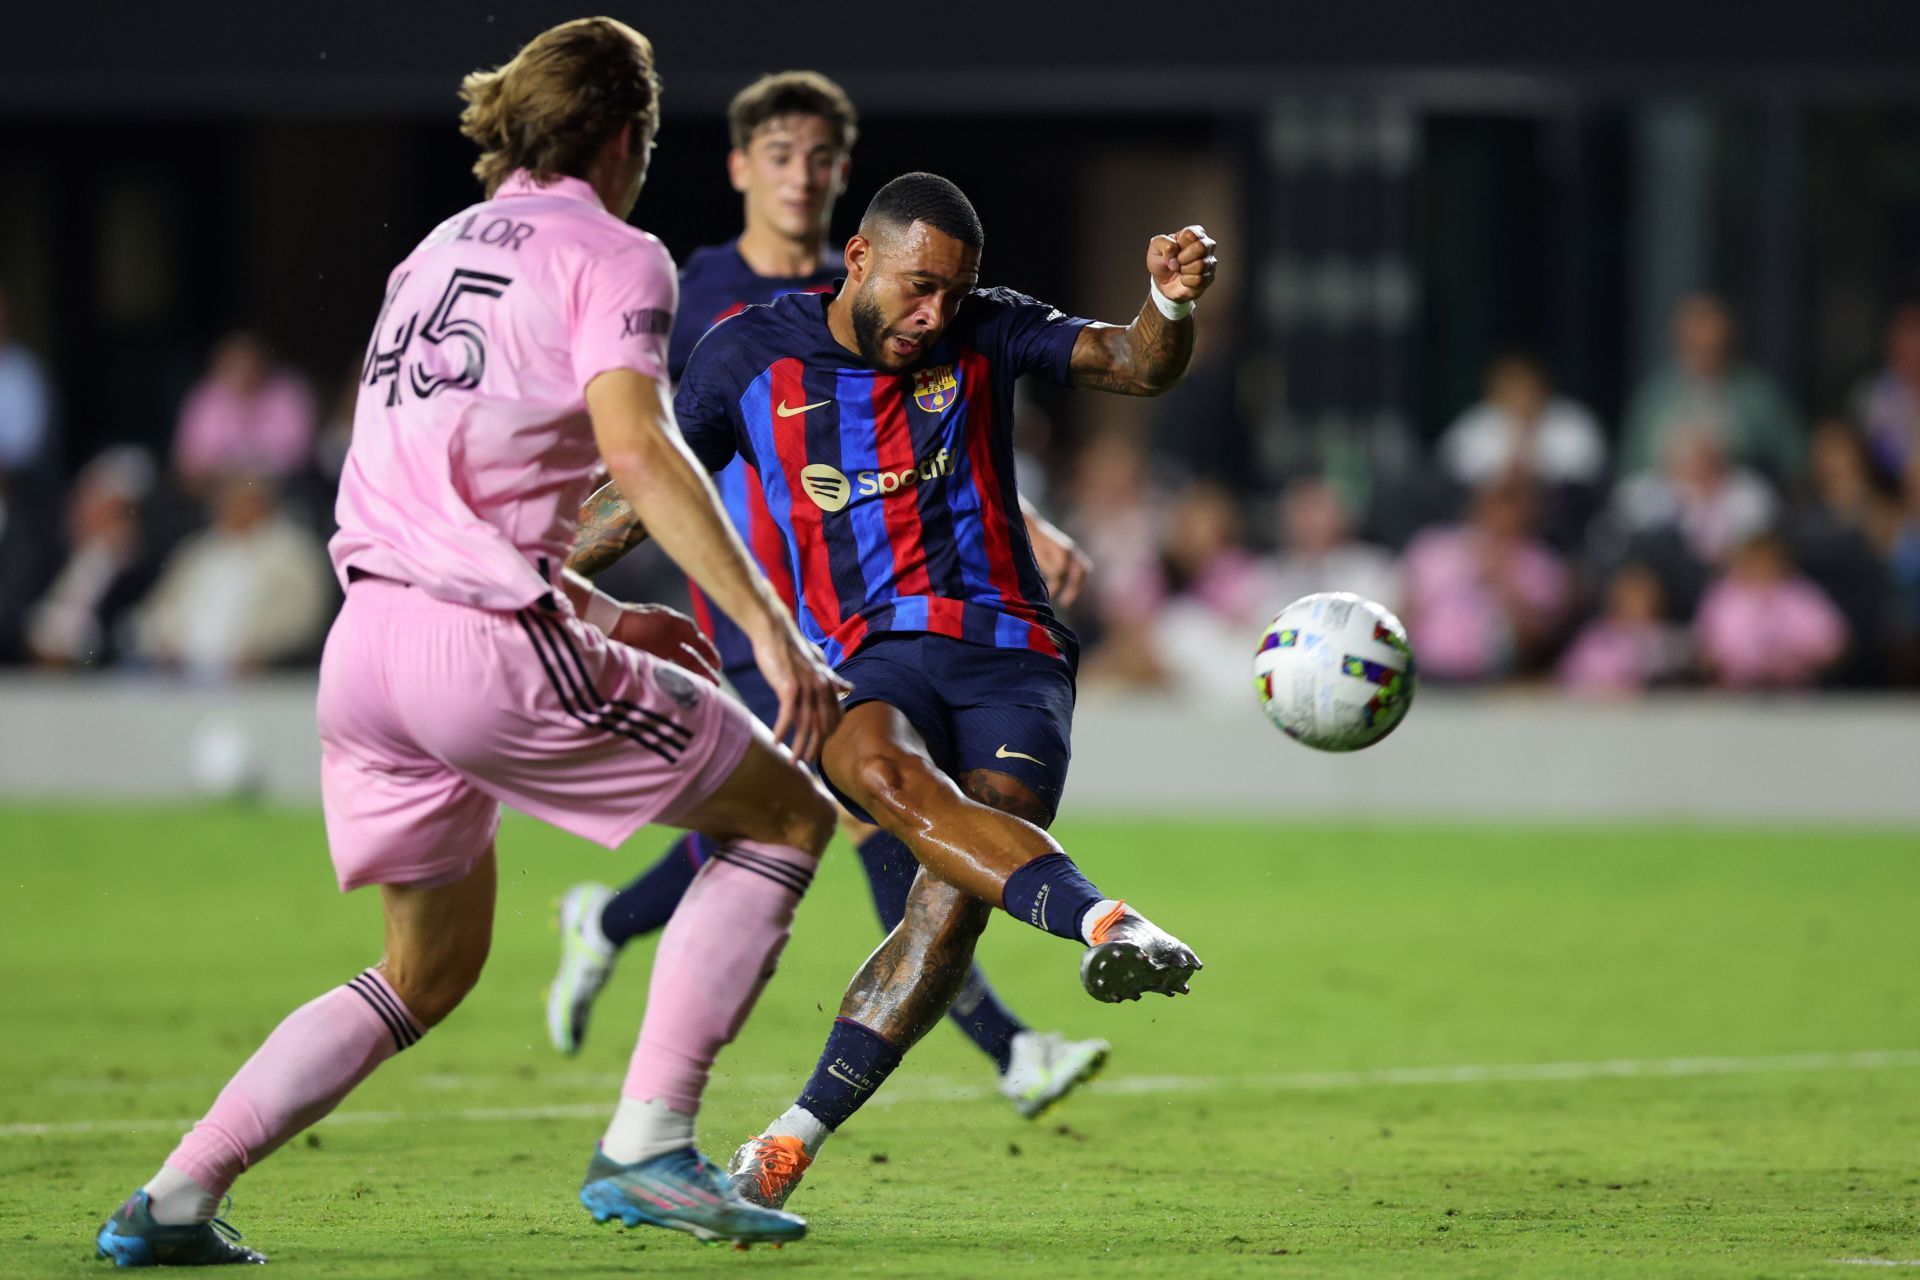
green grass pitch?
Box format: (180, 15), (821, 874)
(3, 804), (1918, 1278)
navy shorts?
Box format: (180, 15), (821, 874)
(824, 633), (1076, 826)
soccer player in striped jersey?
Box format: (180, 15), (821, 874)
(570, 171), (1218, 1210)
(550, 71), (1112, 1121)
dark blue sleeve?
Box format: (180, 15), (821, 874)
(970, 287), (1091, 385)
(672, 339), (738, 473)
(667, 307), (703, 385)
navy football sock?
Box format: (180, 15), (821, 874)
(855, 830), (1025, 1072)
(853, 829), (919, 931)
(598, 834), (712, 948)
(1000, 851), (1104, 942)
(948, 970), (1023, 1074)
(794, 1018), (904, 1132)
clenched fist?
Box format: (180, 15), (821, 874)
(1147, 225), (1219, 305)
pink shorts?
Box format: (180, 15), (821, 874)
(317, 577), (755, 891)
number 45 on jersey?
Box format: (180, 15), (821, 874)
(363, 268), (514, 405)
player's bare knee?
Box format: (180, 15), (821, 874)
(851, 750), (936, 827)
(383, 942), (488, 1028)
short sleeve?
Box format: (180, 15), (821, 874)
(672, 336), (739, 473)
(570, 237), (678, 391)
(971, 287), (1090, 385)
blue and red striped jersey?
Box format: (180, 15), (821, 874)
(676, 285), (1088, 667)
(668, 243), (836, 670)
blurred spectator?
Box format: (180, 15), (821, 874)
(172, 331), (317, 491)
(0, 470), (60, 662)
(1888, 455), (1920, 684)
(1789, 418), (1898, 684)
(1260, 476), (1401, 614)
(313, 361), (361, 484)
(0, 285), (53, 476)
(1694, 531), (1846, 690)
(1437, 353), (1607, 490)
(1621, 294), (1801, 481)
(1611, 424), (1777, 570)
(1064, 432), (1169, 635)
(1854, 301), (1920, 484)
(129, 474), (334, 679)
(1099, 481), (1269, 701)
(1556, 561), (1692, 697)
(23, 447), (160, 667)
(1401, 480), (1571, 682)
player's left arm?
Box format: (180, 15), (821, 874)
(1020, 494), (1092, 607)
(1067, 224), (1218, 396)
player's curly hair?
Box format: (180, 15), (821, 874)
(727, 70), (858, 153)
(458, 18), (661, 197)
(861, 172), (983, 249)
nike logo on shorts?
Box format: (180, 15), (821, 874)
(775, 398), (832, 417)
(995, 744), (1045, 766)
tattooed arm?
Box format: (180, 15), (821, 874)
(1067, 223), (1219, 396)
(567, 479), (648, 577)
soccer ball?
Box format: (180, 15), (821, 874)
(1253, 592), (1416, 752)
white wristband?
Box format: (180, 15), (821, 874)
(1149, 278), (1194, 321)
(583, 589), (624, 635)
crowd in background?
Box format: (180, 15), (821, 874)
(1063, 291), (1920, 701)
(2, 283), (1918, 700)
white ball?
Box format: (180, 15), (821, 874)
(1253, 592), (1416, 752)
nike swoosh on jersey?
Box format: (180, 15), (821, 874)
(775, 398), (832, 417)
(995, 745), (1045, 765)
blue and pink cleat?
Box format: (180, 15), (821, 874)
(580, 1145), (806, 1247)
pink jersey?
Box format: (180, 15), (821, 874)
(330, 170), (676, 609)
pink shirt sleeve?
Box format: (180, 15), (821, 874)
(569, 238), (677, 392)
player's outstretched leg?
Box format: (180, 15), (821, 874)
(852, 822), (1108, 1116)
(729, 867), (990, 1207)
(578, 732), (831, 1247)
(825, 702), (1202, 1003)
(545, 833), (713, 1054)
(95, 848), (498, 1267)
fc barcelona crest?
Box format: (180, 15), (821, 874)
(913, 364), (959, 413)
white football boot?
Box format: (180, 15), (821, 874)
(998, 1030), (1111, 1119)
(546, 883), (617, 1055)
(1079, 901), (1203, 1003)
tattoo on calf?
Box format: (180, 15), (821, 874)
(841, 874), (992, 1047)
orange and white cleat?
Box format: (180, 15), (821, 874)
(1079, 901), (1203, 1003)
(725, 1134), (813, 1210)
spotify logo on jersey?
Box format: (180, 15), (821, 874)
(800, 464), (851, 512)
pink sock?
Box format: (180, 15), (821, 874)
(161, 969), (424, 1198)
(619, 840), (816, 1112)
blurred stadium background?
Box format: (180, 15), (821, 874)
(3, 4), (1919, 1276)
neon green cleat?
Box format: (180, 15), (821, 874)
(546, 883), (617, 1055)
(999, 1030), (1111, 1118)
